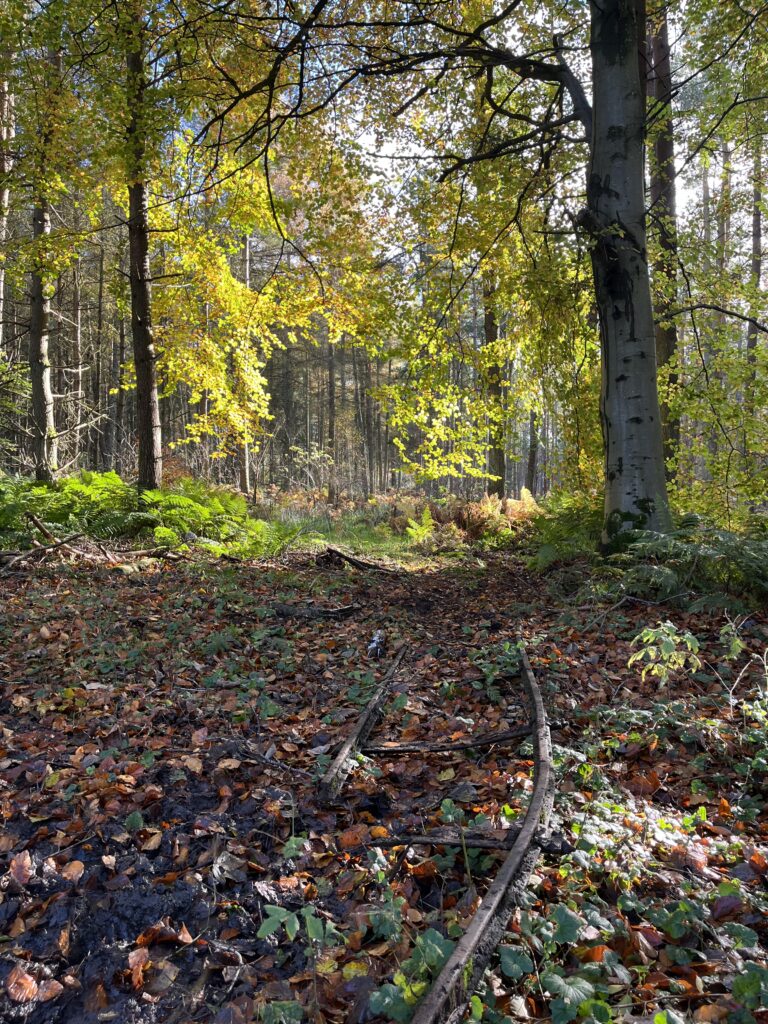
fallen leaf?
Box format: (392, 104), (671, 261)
(61, 859), (85, 883)
(6, 965), (38, 1003)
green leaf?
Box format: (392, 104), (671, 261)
(542, 971), (595, 1006)
(733, 964), (768, 1009)
(722, 923), (758, 948)
(124, 811), (144, 832)
(551, 997), (579, 1024)
(257, 915), (285, 939)
(369, 984), (413, 1022)
(284, 912), (299, 941)
(499, 945), (534, 980)
(304, 912), (324, 943)
(469, 995), (483, 1020)
(550, 904), (584, 944)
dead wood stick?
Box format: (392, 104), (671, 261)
(368, 827), (571, 856)
(411, 641), (554, 1024)
(273, 601), (362, 621)
(323, 546), (398, 573)
(26, 511), (57, 542)
(319, 645), (408, 800)
(1, 533), (85, 573)
(363, 723), (533, 755)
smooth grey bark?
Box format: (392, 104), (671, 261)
(583, 0), (671, 540)
(482, 276), (505, 498)
(126, 38), (162, 490)
(29, 199), (57, 482)
(649, 13), (679, 473)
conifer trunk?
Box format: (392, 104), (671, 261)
(482, 277), (505, 497)
(649, 12), (679, 473)
(126, 37), (162, 490)
(586, 0), (671, 541)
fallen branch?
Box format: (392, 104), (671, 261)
(319, 645), (408, 800)
(411, 641), (554, 1024)
(371, 827), (572, 856)
(273, 601), (362, 621)
(319, 545), (399, 574)
(363, 723), (533, 755)
(26, 511), (57, 542)
(0, 533), (85, 573)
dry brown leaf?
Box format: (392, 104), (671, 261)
(38, 979), (64, 1002)
(6, 964), (38, 1003)
(9, 850), (33, 885)
(61, 859), (85, 883)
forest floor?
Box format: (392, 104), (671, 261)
(0, 545), (767, 1024)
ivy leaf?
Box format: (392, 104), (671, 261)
(499, 945), (534, 980)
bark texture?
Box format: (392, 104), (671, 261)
(482, 277), (505, 498)
(586, 0), (671, 541)
(649, 13), (679, 472)
(29, 200), (57, 481)
(126, 40), (162, 490)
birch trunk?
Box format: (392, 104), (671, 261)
(29, 199), (57, 481)
(586, 0), (671, 541)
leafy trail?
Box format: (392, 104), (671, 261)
(0, 548), (766, 1024)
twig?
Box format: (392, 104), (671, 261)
(363, 723), (534, 755)
(319, 645), (408, 800)
(273, 601), (362, 621)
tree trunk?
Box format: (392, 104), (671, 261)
(482, 277), (505, 497)
(746, 138), (762, 413)
(327, 338), (337, 503)
(29, 200), (57, 482)
(71, 256), (83, 465)
(649, 12), (679, 474)
(0, 73), (13, 352)
(126, 40), (162, 490)
(525, 410), (538, 495)
(586, 0), (671, 542)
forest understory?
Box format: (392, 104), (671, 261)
(1, 540), (767, 1024)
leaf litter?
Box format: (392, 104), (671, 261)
(0, 551), (766, 1023)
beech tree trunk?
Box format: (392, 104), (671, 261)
(649, 13), (679, 473)
(586, 0), (671, 541)
(126, 39), (162, 490)
(29, 200), (57, 482)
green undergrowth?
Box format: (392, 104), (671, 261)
(528, 492), (768, 608)
(0, 471), (303, 558)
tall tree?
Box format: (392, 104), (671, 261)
(124, 8), (162, 490)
